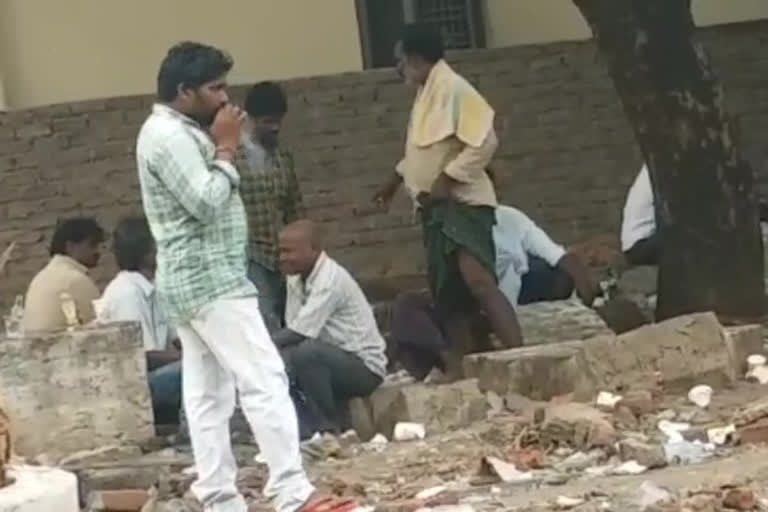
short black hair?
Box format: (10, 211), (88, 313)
(50, 217), (105, 256)
(113, 216), (154, 271)
(401, 24), (444, 63)
(244, 81), (288, 118)
(156, 42), (234, 102)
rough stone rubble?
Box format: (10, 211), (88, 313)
(3, 311), (768, 511)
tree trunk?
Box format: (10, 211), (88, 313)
(573, 0), (765, 322)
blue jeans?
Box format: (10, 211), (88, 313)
(148, 361), (182, 425)
(247, 262), (285, 334)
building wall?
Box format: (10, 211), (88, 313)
(2, 1), (767, 109)
(1, 20), (768, 308)
(483, 0), (768, 48)
(0, 0), (363, 109)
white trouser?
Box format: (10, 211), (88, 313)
(176, 297), (314, 512)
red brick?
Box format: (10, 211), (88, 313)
(722, 488), (756, 510)
(737, 419), (768, 445)
(90, 489), (149, 511)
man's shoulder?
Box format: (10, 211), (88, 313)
(137, 112), (188, 155)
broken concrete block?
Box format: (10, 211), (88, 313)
(516, 297), (613, 346)
(618, 438), (666, 469)
(463, 341), (598, 401)
(348, 379), (487, 441)
(583, 312), (733, 391)
(541, 403), (616, 449)
(0, 323), (154, 458)
(87, 489), (149, 511)
(0, 465), (79, 512)
(722, 324), (763, 379)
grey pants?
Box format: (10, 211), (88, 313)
(282, 341), (382, 434)
(247, 262), (285, 334)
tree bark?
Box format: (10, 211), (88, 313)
(573, 0), (765, 322)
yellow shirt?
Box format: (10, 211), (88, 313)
(23, 255), (100, 332)
(396, 128), (498, 207)
(396, 59), (498, 207)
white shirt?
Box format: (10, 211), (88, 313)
(621, 165), (656, 251)
(285, 252), (388, 377)
(100, 271), (174, 352)
(494, 206), (567, 306)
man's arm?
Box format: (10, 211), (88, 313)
(281, 283), (338, 344)
(272, 328), (307, 349)
(373, 171), (403, 210)
(71, 276), (101, 325)
(442, 129), (499, 185)
(282, 153), (306, 223)
(153, 130), (240, 224)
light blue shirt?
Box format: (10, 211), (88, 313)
(494, 206), (567, 306)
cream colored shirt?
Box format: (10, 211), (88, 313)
(396, 128), (499, 207)
(23, 255), (100, 332)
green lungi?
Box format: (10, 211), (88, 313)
(420, 200), (497, 316)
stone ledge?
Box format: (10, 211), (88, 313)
(0, 323), (154, 457)
(348, 379), (487, 441)
(465, 313), (761, 401)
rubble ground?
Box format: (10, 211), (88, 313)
(58, 380), (768, 511)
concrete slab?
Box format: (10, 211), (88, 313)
(348, 379), (487, 441)
(465, 312), (748, 401)
(464, 340), (598, 401)
(0, 465), (78, 512)
(0, 323), (154, 457)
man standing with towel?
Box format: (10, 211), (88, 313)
(374, 24), (522, 378)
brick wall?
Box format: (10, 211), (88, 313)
(2, 20), (768, 308)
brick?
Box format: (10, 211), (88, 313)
(0, 324), (154, 457)
(737, 419), (768, 444)
(88, 489), (149, 511)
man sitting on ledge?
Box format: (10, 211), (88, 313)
(99, 216), (183, 428)
(273, 220), (387, 435)
(23, 217), (104, 333)
(391, 205), (598, 380)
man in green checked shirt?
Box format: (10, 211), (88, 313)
(239, 82), (305, 333)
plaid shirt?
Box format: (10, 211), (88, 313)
(238, 147), (305, 271)
(136, 104), (255, 322)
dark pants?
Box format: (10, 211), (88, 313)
(248, 262), (286, 334)
(518, 256), (574, 304)
(391, 257), (574, 380)
(624, 235), (659, 266)
(148, 361), (183, 425)
(282, 341), (382, 435)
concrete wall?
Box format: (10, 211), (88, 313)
(2, 0), (766, 109)
(1, 21), (768, 308)
(483, 0), (768, 47)
(0, 0), (363, 108)
(0, 323), (154, 457)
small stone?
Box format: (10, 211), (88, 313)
(737, 419), (768, 445)
(614, 406), (639, 428)
(88, 489), (149, 511)
(618, 390), (655, 417)
(555, 451), (605, 473)
(510, 448), (547, 470)
(487, 391), (505, 418)
(657, 410), (677, 421)
(618, 439), (667, 469)
(339, 430), (361, 447)
(722, 488), (756, 510)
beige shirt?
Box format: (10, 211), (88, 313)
(23, 255), (100, 332)
(396, 128), (499, 207)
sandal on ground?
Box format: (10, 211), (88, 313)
(299, 496), (358, 512)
